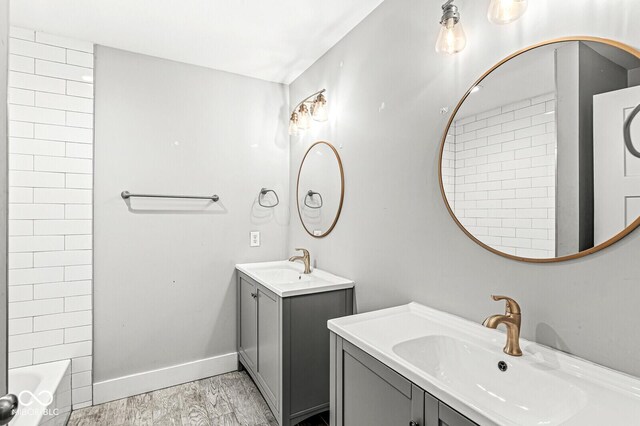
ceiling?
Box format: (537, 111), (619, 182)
(586, 41), (640, 70)
(10, 0), (385, 84)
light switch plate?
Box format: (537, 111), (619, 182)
(250, 231), (260, 247)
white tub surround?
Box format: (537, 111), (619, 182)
(9, 360), (71, 426)
(236, 261), (354, 297)
(7, 26), (94, 409)
(328, 303), (640, 426)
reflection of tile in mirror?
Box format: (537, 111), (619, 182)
(448, 93), (557, 259)
(624, 107), (640, 176)
(625, 197), (640, 226)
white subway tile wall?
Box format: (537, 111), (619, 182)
(8, 27), (93, 408)
(444, 94), (557, 258)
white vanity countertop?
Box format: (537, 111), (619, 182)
(328, 302), (640, 426)
(235, 260), (354, 297)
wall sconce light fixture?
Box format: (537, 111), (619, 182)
(298, 104), (311, 130)
(288, 112), (299, 136)
(435, 0), (467, 55)
(289, 89), (329, 136)
(487, 0), (528, 25)
(311, 93), (328, 122)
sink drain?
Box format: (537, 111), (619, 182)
(498, 361), (508, 372)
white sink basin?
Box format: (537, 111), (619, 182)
(236, 260), (354, 297)
(328, 303), (640, 425)
(250, 266), (315, 285)
(393, 335), (586, 425)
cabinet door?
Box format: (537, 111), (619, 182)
(424, 392), (439, 426)
(257, 287), (280, 406)
(239, 276), (258, 368)
(439, 402), (477, 426)
(341, 341), (422, 426)
(288, 289), (352, 415)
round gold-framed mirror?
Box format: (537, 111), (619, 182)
(297, 141), (345, 238)
(438, 36), (640, 263)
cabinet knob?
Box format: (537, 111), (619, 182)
(409, 422), (418, 426)
(250, 292), (257, 299)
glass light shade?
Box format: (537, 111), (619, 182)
(298, 105), (312, 129)
(487, 0), (528, 25)
(288, 113), (299, 136)
(435, 17), (466, 55)
(312, 95), (329, 122)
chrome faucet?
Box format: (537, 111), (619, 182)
(289, 248), (311, 274)
(483, 295), (522, 357)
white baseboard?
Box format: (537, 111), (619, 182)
(93, 352), (238, 405)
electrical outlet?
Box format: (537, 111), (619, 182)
(250, 231), (260, 247)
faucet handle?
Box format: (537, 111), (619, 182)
(294, 248), (310, 257)
(491, 295), (521, 315)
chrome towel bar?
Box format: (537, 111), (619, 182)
(121, 191), (219, 202)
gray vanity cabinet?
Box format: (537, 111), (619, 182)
(330, 333), (477, 426)
(238, 275), (280, 407)
(341, 342), (425, 425)
(239, 277), (259, 368)
(237, 271), (353, 426)
(257, 284), (280, 405)
(439, 402), (477, 426)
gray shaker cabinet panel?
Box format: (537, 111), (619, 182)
(237, 271), (353, 426)
(331, 333), (477, 426)
(439, 402), (477, 426)
(424, 392), (440, 426)
(239, 276), (258, 369)
(288, 290), (351, 414)
(332, 339), (424, 426)
(257, 286), (280, 406)
(343, 351), (414, 426)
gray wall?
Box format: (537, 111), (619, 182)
(556, 42), (628, 254)
(630, 67), (640, 86)
(288, 0), (640, 377)
(94, 47), (290, 382)
(0, 0), (7, 395)
(556, 42), (580, 256)
(577, 43), (628, 250)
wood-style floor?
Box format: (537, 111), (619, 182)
(68, 371), (329, 426)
